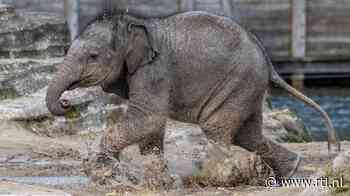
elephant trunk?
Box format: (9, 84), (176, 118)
(46, 63), (81, 116)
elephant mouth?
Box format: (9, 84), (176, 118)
(67, 81), (81, 91)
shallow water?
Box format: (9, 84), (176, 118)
(271, 87), (350, 141)
(0, 176), (89, 186)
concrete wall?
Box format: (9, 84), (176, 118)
(3, 0), (350, 66)
(2, 0), (239, 27)
(1, 0), (64, 15)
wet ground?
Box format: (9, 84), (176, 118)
(0, 119), (348, 195)
(0, 141), (346, 196)
(0, 176), (88, 186)
(271, 86), (350, 141)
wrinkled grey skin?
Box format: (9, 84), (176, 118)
(46, 11), (340, 177)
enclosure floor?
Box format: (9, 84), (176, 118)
(29, 142), (350, 195)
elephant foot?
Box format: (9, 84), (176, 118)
(100, 127), (131, 154)
(257, 140), (302, 177)
(275, 153), (301, 178)
(82, 152), (118, 185)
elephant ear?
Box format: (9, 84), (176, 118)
(126, 22), (158, 74)
(102, 74), (129, 99)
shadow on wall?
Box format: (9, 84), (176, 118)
(1, 0), (241, 31)
(0, 0), (64, 15)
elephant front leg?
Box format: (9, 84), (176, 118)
(100, 104), (167, 154)
(100, 63), (170, 155)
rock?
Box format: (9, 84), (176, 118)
(164, 120), (274, 187)
(0, 10), (69, 59)
(333, 151), (350, 176)
(0, 87), (124, 137)
(0, 181), (72, 196)
(263, 113), (289, 142)
(0, 4), (15, 20)
(0, 58), (62, 99)
(263, 109), (311, 143)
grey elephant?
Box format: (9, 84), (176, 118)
(46, 11), (340, 177)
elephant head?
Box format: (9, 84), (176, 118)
(46, 14), (158, 116)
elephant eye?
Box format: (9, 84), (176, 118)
(89, 53), (99, 61)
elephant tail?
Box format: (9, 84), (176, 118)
(269, 66), (340, 153)
(248, 31), (340, 153)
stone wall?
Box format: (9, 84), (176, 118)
(0, 0), (64, 15)
(1, 0), (239, 30)
(3, 0), (350, 66)
(0, 5), (69, 98)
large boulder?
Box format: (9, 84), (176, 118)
(82, 119), (274, 190)
(164, 120), (274, 186)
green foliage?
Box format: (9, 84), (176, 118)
(265, 96), (273, 110)
(282, 133), (307, 143)
(64, 106), (81, 119)
(80, 131), (98, 141)
(323, 164), (350, 196)
(0, 88), (19, 100)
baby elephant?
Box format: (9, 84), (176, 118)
(46, 11), (339, 177)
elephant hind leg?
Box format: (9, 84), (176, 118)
(139, 129), (165, 155)
(198, 84), (259, 147)
(196, 61), (272, 147)
(199, 109), (244, 147)
(234, 103), (301, 177)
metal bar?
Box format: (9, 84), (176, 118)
(103, 0), (112, 12)
(276, 62), (350, 75)
(64, 0), (80, 41)
(222, 0), (233, 17)
(291, 0), (306, 59)
(180, 0), (194, 12)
